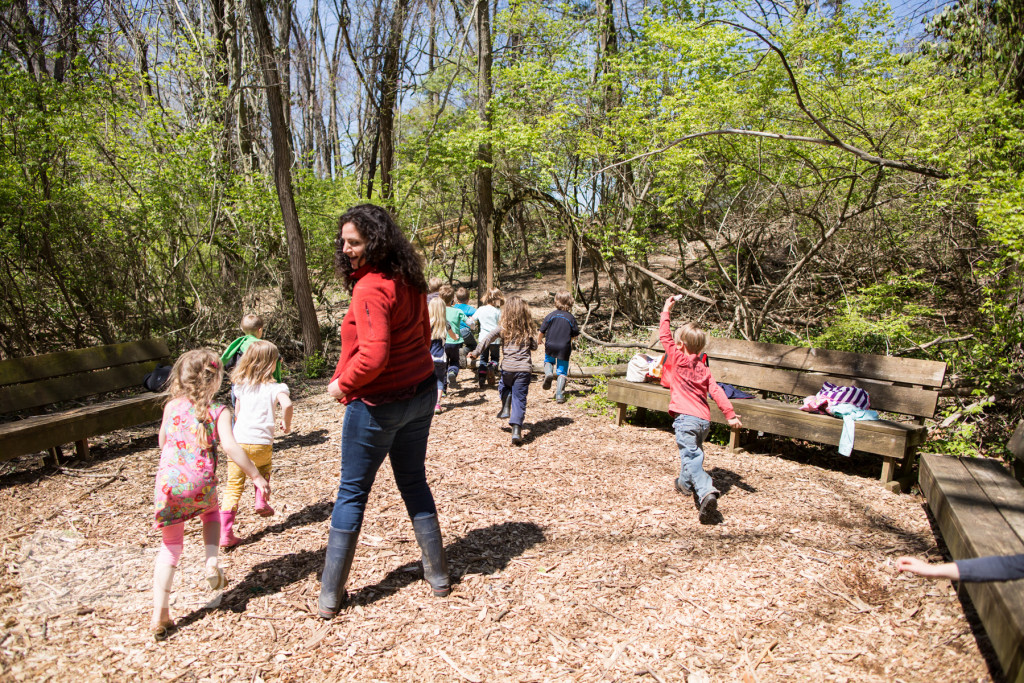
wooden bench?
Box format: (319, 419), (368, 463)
(918, 423), (1024, 683)
(0, 340), (170, 464)
(607, 337), (947, 491)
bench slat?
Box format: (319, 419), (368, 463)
(919, 454), (1024, 683)
(0, 361), (161, 413)
(0, 340), (169, 387)
(710, 360), (939, 419)
(0, 394), (164, 462)
(704, 338), (947, 388)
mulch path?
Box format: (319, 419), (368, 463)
(0, 373), (998, 682)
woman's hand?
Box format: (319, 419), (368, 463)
(327, 378), (344, 400)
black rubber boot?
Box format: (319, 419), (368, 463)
(542, 362), (554, 390)
(477, 367), (487, 388)
(497, 392), (512, 419)
(511, 424), (523, 445)
(411, 514), (451, 597)
(318, 527), (359, 619)
(555, 375), (567, 403)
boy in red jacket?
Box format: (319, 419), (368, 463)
(660, 295), (742, 523)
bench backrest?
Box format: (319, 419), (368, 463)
(0, 340), (170, 414)
(650, 333), (946, 419)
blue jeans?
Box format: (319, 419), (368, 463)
(330, 380), (438, 532)
(544, 354), (570, 376)
(673, 414), (718, 500)
(499, 371), (531, 426)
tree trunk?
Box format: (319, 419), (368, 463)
(377, 0), (408, 203)
(475, 0), (494, 294)
(247, 0), (322, 358)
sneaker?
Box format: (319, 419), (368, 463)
(434, 403), (442, 414)
(698, 492), (719, 524)
(447, 369), (459, 388)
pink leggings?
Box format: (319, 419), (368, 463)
(157, 506), (221, 567)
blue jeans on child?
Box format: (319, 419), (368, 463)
(544, 354), (570, 376)
(498, 371), (531, 426)
(673, 414), (719, 501)
(330, 378), (439, 532)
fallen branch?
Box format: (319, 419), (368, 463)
(620, 261), (717, 305)
(529, 362), (628, 377)
(894, 334), (974, 355)
(579, 329), (658, 350)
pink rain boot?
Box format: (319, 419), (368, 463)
(220, 510), (241, 548)
(254, 479), (275, 517)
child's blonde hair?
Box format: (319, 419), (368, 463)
(428, 297), (448, 341)
(500, 295), (537, 346)
(241, 313), (264, 336)
(674, 322), (707, 355)
(439, 283), (454, 305)
(554, 291), (573, 311)
(428, 276), (443, 293)
(230, 339), (280, 386)
(166, 349), (223, 422)
(455, 287), (470, 304)
(482, 288), (504, 306)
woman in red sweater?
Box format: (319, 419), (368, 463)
(318, 204), (451, 619)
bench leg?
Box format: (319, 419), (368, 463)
(46, 447), (62, 467)
(75, 439), (91, 461)
(880, 457), (898, 487)
(728, 428), (741, 452)
(615, 403), (627, 427)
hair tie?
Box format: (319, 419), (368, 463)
(210, 359), (220, 369)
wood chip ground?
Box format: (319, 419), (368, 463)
(0, 374), (1000, 682)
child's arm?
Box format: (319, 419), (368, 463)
(896, 556), (959, 580)
(659, 297), (676, 351)
(277, 390), (293, 434)
(708, 377), (742, 428)
(217, 409), (270, 499)
(468, 328), (499, 360)
(158, 403), (171, 449)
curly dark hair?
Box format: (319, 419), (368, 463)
(334, 204), (427, 293)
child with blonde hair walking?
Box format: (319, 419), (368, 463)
(428, 296), (457, 413)
(152, 349), (270, 639)
(469, 288), (503, 388)
(660, 295), (741, 524)
(219, 340), (292, 546)
(468, 295), (537, 445)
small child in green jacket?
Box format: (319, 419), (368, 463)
(221, 314), (284, 381)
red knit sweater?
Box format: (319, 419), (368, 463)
(330, 265), (434, 404)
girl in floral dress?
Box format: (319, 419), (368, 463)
(151, 349), (269, 640)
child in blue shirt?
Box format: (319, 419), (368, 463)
(537, 291), (579, 403)
(440, 284), (468, 387)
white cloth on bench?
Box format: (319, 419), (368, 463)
(830, 403), (879, 456)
